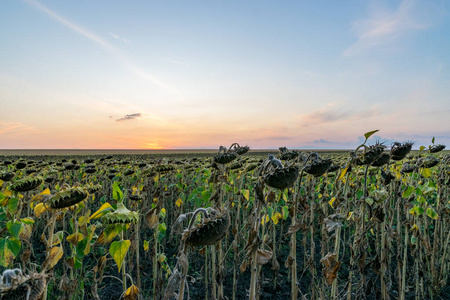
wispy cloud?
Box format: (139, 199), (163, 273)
(162, 58), (187, 66)
(344, 0), (428, 56)
(116, 113), (142, 122)
(109, 32), (131, 44)
(300, 107), (380, 127)
(25, 0), (177, 93)
(0, 122), (39, 136)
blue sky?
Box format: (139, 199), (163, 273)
(0, 0), (449, 149)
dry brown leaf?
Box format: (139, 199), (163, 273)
(256, 249), (273, 265)
(320, 252), (341, 285)
(146, 208), (158, 229)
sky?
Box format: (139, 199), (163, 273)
(1, 0), (449, 149)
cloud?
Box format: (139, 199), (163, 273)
(300, 107), (380, 127)
(25, 0), (176, 93)
(344, 0), (429, 56)
(162, 58), (187, 66)
(0, 122), (39, 136)
(109, 32), (120, 40)
(109, 32), (131, 44)
(313, 139), (332, 144)
(116, 113), (142, 122)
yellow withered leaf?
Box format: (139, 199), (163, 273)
(67, 232), (84, 246)
(338, 164), (349, 180)
(175, 198), (183, 207)
(90, 203), (113, 220)
(32, 188), (51, 202)
(241, 189), (250, 201)
(34, 202), (48, 218)
(124, 284), (139, 300)
(44, 246), (64, 270)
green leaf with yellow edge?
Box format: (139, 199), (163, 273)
(7, 197), (19, 215)
(426, 207), (439, 220)
(90, 202), (113, 220)
(422, 168), (432, 178)
(52, 231), (64, 246)
(78, 216), (89, 227)
(282, 191), (288, 202)
(109, 240), (131, 272)
(282, 206), (289, 220)
(7, 221), (22, 239)
(241, 189), (250, 201)
(159, 208), (166, 219)
(271, 212), (282, 225)
(409, 205), (424, 216)
(0, 238), (20, 267)
(402, 186), (415, 198)
(20, 217), (35, 225)
(67, 232), (84, 246)
(419, 146), (425, 152)
(143, 240), (149, 252)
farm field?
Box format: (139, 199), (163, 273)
(0, 137), (449, 300)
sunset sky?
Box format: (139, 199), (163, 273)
(1, 0), (449, 149)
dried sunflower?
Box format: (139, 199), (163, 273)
(0, 271), (46, 300)
(0, 171), (15, 182)
(264, 166), (299, 189)
(48, 186), (88, 209)
(214, 152), (238, 165)
(429, 144), (446, 153)
(418, 156), (440, 168)
(279, 147), (299, 161)
(183, 211), (230, 247)
(390, 142), (414, 161)
(371, 153), (390, 167)
(101, 202), (139, 225)
(304, 159), (333, 177)
(10, 176), (43, 192)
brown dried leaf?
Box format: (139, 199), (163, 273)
(240, 260), (248, 273)
(178, 252), (189, 276)
(146, 208), (158, 229)
(266, 191), (276, 203)
(21, 249), (31, 264)
(286, 220), (302, 235)
(256, 249), (273, 265)
(320, 252), (341, 285)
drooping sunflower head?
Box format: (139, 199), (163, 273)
(183, 210), (230, 247)
(391, 141), (414, 161)
(101, 202), (139, 225)
(47, 186), (88, 209)
(10, 176), (43, 193)
(264, 166), (299, 189)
